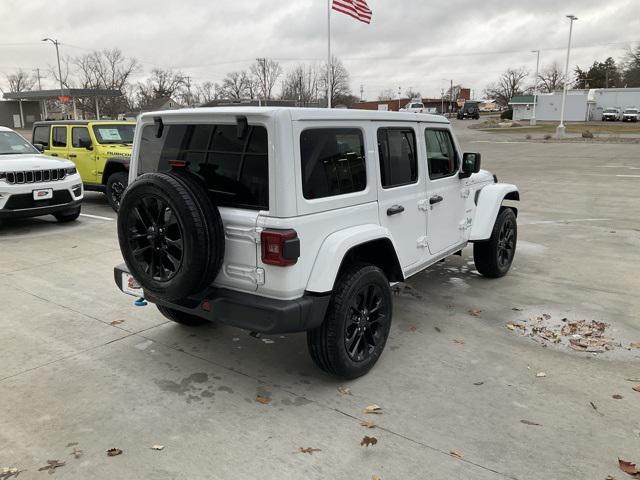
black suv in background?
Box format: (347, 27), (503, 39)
(457, 101), (480, 120)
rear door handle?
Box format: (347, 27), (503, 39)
(429, 195), (443, 205)
(50, 153), (58, 156)
(69, 154), (77, 158)
(387, 205), (405, 216)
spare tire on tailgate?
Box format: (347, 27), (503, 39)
(117, 171), (225, 301)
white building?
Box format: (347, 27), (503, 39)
(509, 88), (640, 122)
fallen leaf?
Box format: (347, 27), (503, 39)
(65, 442), (78, 448)
(468, 309), (481, 317)
(625, 378), (640, 383)
(298, 447), (321, 455)
(151, 445), (165, 451)
(613, 394), (623, 400)
(512, 307), (523, 311)
(450, 450), (463, 459)
(520, 419), (542, 426)
(536, 372), (547, 378)
(434, 326), (441, 333)
(372, 476), (382, 480)
(453, 339), (465, 345)
(473, 381), (484, 386)
(256, 395), (272, 404)
(364, 404), (382, 414)
(38, 460), (65, 473)
(110, 319), (125, 326)
(630, 342), (640, 349)
(0, 468), (23, 480)
(360, 420), (376, 428)
(408, 325), (417, 332)
(633, 385), (640, 393)
(337, 386), (352, 396)
(360, 436), (378, 447)
(542, 313), (551, 320)
(106, 448), (122, 457)
(506, 323), (516, 331)
(70, 447), (83, 459)
(618, 457), (640, 476)
(605, 475), (616, 480)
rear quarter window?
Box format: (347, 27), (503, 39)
(138, 123), (269, 210)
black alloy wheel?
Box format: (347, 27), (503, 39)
(344, 284), (389, 362)
(126, 195), (184, 282)
(496, 216), (516, 269)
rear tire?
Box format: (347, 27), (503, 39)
(106, 171), (128, 212)
(157, 305), (208, 326)
(307, 263), (392, 379)
(53, 206), (81, 223)
(474, 208), (517, 278)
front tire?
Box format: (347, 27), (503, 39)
(473, 208), (517, 278)
(157, 305), (208, 326)
(106, 171), (128, 212)
(53, 206), (81, 223)
(307, 263), (392, 379)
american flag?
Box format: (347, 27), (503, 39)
(332, 0), (372, 24)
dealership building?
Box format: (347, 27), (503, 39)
(509, 88), (640, 122)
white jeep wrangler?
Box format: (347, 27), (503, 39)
(114, 107), (519, 378)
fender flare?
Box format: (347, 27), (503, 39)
(469, 183), (519, 241)
(306, 224), (400, 293)
(102, 156), (130, 184)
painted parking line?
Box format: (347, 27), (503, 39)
(519, 218), (610, 226)
(616, 174), (640, 178)
(80, 213), (115, 221)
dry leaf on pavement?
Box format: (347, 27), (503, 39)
(65, 442), (78, 448)
(453, 339), (465, 345)
(630, 341), (640, 349)
(256, 395), (272, 404)
(536, 372), (547, 378)
(520, 419), (542, 426)
(360, 420), (376, 428)
(450, 450), (463, 459)
(70, 447), (83, 459)
(434, 326), (441, 333)
(633, 385), (640, 393)
(618, 457), (640, 476)
(298, 447), (321, 455)
(337, 386), (352, 396)
(512, 307), (523, 311)
(110, 320), (125, 326)
(473, 381), (484, 386)
(38, 460), (65, 473)
(0, 468), (23, 480)
(151, 445), (165, 451)
(106, 448), (122, 457)
(372, 476), (382, 480)
(613, 394), (623, 400)
(468, 309), (481, 317)
(364, 404), (382, 414)
(360, 436), (378, 447)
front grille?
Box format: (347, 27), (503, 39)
(5, 169), (67, 185)
(4, 190), (73, 210)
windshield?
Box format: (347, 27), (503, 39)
(604, 109), (617, 113)
(0, 131), (38, 155)
(411, 104), (423, 108)
(91, 124), (135, 145)
(625, 109), (638, 114)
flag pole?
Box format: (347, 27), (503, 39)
(327, 0), (332, 108)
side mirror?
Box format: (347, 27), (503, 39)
(33, 143), (44, 152)
(460, 152), (481, 178)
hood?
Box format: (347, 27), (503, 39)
(467, 169), (494, 185)
(0, 153), (74, 171)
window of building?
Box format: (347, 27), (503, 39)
(377, 128), (417, 188)
(300, 128), (366, 199)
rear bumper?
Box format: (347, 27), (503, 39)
(114, 264), (331, 334)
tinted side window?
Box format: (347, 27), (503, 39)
(425, 129), (458, 179)
(139, 124), (268, 210)
(52, 126), (67, 147)
(377, 128), (417, 188)
(300, 128), (366, 200)
(33, 126), (50, 147)
(72, 127), (90, 148)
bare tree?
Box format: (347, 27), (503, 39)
(321, 56), (352, 106)
(193, 81), (219, 104)
(250, 58), (282, 101)
(281, 63), (321, 106)
(537, 62), (565, 93)
(219, 70), (251, 99)
(405, 88), (421, 99)
(377, 89), (395, 101)
(484, 67), (529, 106)
(136, 68), (186, 107)
(6, 69), (36, 92)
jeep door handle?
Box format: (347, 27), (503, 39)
(386, 205), (405, 216)
(68, 154), (77, 158)
(429, 195), (443, 205)
(50, 153), (58, 156)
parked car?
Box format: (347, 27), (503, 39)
(602, 108), (622, 121)
(114, 108), (519, 378)
(400, 101), (426, 113)
(0, 126), (83, 223)
(457, 101), (480, 120)
(32, 120), (135, 211)
(622, 107), (639, 122)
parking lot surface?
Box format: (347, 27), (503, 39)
(1, 120), (639, 479)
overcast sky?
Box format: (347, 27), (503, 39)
(1, 0), (639, 100)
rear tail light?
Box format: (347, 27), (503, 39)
(260, 229), (300, 266)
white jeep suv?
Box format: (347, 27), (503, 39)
(0, 127), (83, 223)
(114, 108), (519, 378)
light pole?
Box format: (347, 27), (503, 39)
(397, 86), (401, 111)
(531, 50), (540, 126)
(556, 15), (578, 138)
(42, 37), (65, 117)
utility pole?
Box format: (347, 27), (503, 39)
(397, 86), (401, 111)
(360, 84), (364, 102)
(42, 38), (65, 117)
(557, 14), (578, 138)
(441, 88), (445, 115)
(33, 68), (47, 119)
(33, 68), (42, 90)
(449, 79), (453, 117)
(531, 50), (540, 126)
(256, 57), (268, 106)
(184, 75), (192, 107)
